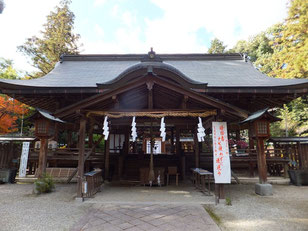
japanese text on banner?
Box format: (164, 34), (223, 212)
(212, 122), (231, 183)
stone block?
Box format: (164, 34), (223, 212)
(255, 183), (273, 196)
(75, 197), (84, 202)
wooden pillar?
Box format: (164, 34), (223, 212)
(256, 138), (267, 183)
(37, 138), (48, 178)
(194, 129), (200, 168)
(67, 131), (72, 148)
(88, 119), (94, 148)
(54, 123), (59, 142)
(181, 156), (186, 180)
(235, 130), (240, 141)
(105, 138), (110, 181)
(215, 184), (225, 203)
(77, 118), (86, 199)
(175, 126), (180, 155)
(125, 126), (130, 155)
(171, 128), (175, 153)
(248, 123), (255, 149)
(8, 142), (14, 168)
(119, 127), (129, 179)
(297, 141), (303, 169)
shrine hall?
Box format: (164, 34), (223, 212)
(1, 50), (308, 199)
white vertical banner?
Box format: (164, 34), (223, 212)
(19, 142), (30, 177)
(212, 122), (231, 183)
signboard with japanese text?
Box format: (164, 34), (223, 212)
(212, 122), (231, 183)
(19, 142), (30, 177)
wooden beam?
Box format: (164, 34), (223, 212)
(105, 138), (110, 181)
(55, 75), (248, 119)
(112, 95), (120, 109)
(66, 134), (104, 183)
(55, 76), (149, 118)
(77, 118), (86, 198)
(181, 95), (189, 109)
(152, 76), (248, 118)
(248, 123), (255, 149)
(88, 118), (94, 148)
(147, 81), (154, 109)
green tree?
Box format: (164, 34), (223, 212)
(268, 0), (308, 79)
(229, 40), (249, 54)
(18, 0), (81, 77)
(271, 97), (308, 137)
(0, 58), (18, 79)
(231, 0), (308, 137)
(269, 0), (308, 137)
(208, 38), (227, 54)
(229, 25), (280, 73)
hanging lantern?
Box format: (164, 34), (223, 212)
(35, 118), (55, 138)
(252, 119), (270, 138)
(240, 108), (281, 139)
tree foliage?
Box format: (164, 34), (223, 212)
(229, 24), (281, 74)
(230, 0), (308, 137)
(208, 38), (227, 54)
(0, 58), (30, 134)
(268, 0), (308, 79)
(271, 98), (308, 137)
(0, 95), (29, 134)
(0, 58), (18, 79)
(18, 0), (81, 77)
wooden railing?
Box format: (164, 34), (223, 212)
(200, 148), (290, 177)
(27, 148), (105, 176)
(83, 170), (103, 198)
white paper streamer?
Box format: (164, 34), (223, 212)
(131, 116), (137, 142)
(160, 117), (166, 142)
(197, 117), (206, 142)
(103, 116), (109, 140)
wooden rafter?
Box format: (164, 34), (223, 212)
(55, 75), (249, 119)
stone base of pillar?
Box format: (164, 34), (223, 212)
(255, 183), (273, 196)
(75, 197), (84, 202)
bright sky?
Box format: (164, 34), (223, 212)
(0, 0), (289, 73)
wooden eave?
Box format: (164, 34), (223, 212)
(204, 85), (308, 94)
(54, 74), (249, 119)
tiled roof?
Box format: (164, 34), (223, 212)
(1, 53), (307, 88)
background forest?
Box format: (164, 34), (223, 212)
(0, 0), (307, 136)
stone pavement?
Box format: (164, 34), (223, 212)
(70, 203), (220, 231)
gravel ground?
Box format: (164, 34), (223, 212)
(0, 182), (307, 231)
(0, 183), (91, 231)
(208, 184), (308, 231)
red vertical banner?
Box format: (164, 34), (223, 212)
(212, 122), (231, 183)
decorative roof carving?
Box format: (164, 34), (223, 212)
(141, 48), (162, 62)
